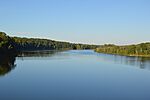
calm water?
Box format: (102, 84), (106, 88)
(1, 50), (150, 100)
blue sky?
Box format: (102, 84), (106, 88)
(0, 0), (150, 45)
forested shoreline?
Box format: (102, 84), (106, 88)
(95, 43), (150, 57)
(12, 37), (99, 51)
(0, 32), (99, 54)
(1, 32), (150, 57)
(0, 32), (16, 55)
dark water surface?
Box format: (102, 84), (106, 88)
(1, 50), (150, 100)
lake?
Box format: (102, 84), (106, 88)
(0, 50), (150, 100)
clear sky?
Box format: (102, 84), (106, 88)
(0, 0), (150, 45)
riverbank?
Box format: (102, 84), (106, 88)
(95, 50), (150, 57)
(95, 43), (150, 57)
(0, 32), (99, 54)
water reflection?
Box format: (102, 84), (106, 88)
(64, 50), (150, 70)
(18, 50), (59, 57)
(17, 50), (68, 60)
(95, 52), (150, 70)
(0, 50), (62, 76)
(114, 55), (150, 70)
(0, 54), (16, 76)
(16, 50), (150, 71)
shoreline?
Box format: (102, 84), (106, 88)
(95, 51), (150, 58)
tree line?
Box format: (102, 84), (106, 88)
(95, 43), (150, 56)
(1, 32), (150, 57)
(0, 32), (99, 53)
(0, 32), (16, 54)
